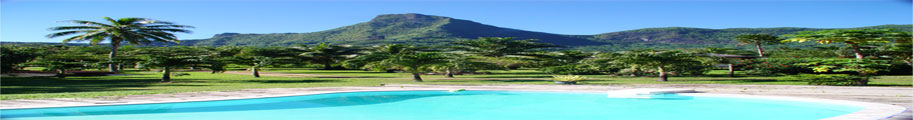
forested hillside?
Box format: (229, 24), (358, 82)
(23, 13), (911, 51)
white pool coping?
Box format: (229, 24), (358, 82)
(679, 93), (907, 120)
(0, 87), (907, 120)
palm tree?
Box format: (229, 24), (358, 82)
(144, 55), (198, 82)
(619, 50), (700, 81)
(343, 44), (423, 70)
(237, 47), (294, 77)
(450, 37), (557, 57)
(734, 34), (781, 57)
(692, 47), (755, 77)
(47, 17), (193, 72)
(432, 54), (501, 78)
(366, 52), (448, 82)
(199, 46), (243, 74)
(784, 29), (911, 59)
(139, 47), (204, 82)
(30, 53), (87, 78)
(300, 43), (360, 70)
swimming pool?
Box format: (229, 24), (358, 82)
(1, 90), (863, 120)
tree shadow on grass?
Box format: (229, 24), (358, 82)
(279, 71), (388, 74)
(468, 75), (553, 78)
(668, 78), (800, 84)
(180, 79), (340, 84)
(244, 80), (340, 83)
(315, 76), (396, 78)
(479, 79), (548, 82)
(0, 77), (211, 94)
(424, 79), (548, 83)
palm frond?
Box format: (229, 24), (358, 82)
(47, 30), (92, 38)
(145, 25), (195, 29)
(48, 26), (101, 31)
(140, 28), (193, 33)
(60, 20), (113, 27)
(61, 31), (106, 42)
(116, 17), (148, 25)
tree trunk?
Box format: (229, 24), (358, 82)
(657, 66), (668, 82)
(848, 42), (864, 59)
(161, 67), (171, 82)
(855, 70), (870, 86)
(323, 61), (332, 70)
(904, 60), (913, 67)
(444, 69), (454, 78)
(252, 66), (260, 78)
(412, 72), (423, 82)
(630, 67), (640, 77)
(728, 63), (735, 77)
(108, 43), (119, 72)
(56, 69), (66, 78)
(755, 43), (765, 57)
(856, 79), (869, 86)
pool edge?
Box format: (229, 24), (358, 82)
(1, 87), (905, 119)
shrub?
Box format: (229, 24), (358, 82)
(538, 64), (602, 75)
(670, 62), (713, 76)
(784, 74), (870, 85)
(552, 75), (587, 82)
(736, 58), (816, 76)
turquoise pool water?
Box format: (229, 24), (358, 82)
(1, 91), (862, 120)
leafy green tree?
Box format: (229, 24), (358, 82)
(0, 45), (48, 73)
(343, 44), (423, 70)
(734, 34), (782, 57)
(690, 47), (755, 77)
(47, 17), (193, 72)
(138, 47), (206, 82)
(365, 52), (448, 82)
(766, 47), (842, 58)
(796, 59), (890, 86)
(619, 50), (702, 81)
(432, 54), (502, 78)
(27, 47), (89, 78)
(199, 46), (243, 74)
(249, 56), (272, 78)
(236, 47), (298, 77)
(144, 55), (198, 82)
(875, 43), (913, 66)
(535, 51), (603, 75)
(539, 50), (594, 66)
(450, 37), (557, 57)
(691, 47), (755, 56)
(581, 52), (628, 75)
(783, 29), (911, 59)
(300, 43), (360, 69)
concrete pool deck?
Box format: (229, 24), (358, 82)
(1, 84), (910, 120)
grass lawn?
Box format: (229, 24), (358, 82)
(1, 69), (910, 100)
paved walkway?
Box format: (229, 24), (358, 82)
(222, 71), (357, 78)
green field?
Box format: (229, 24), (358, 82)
(1, 69), (910, 100)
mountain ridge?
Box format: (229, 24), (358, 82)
(79, 13), (913, 49)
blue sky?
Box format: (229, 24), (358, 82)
(1, 0), (911, 42)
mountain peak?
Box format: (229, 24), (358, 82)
(370, 13), (451, 24)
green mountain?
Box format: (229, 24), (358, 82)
(157, 13), (909, 51)
(588, 25), (912, 44)
(177, 13), (604, 47)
